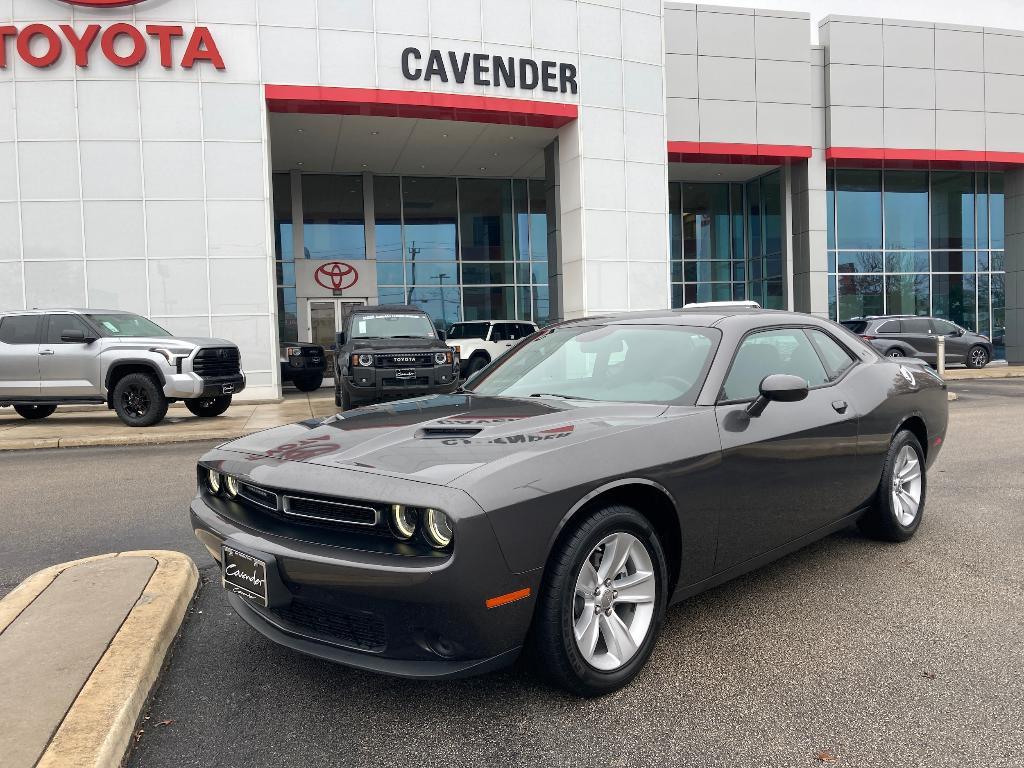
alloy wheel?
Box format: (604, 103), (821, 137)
(122, 385), (151, 418)
(888, 350), (902, 358)
(970, 348), (988, 367)
(572, 532), (656, 671)
(891, 445), (923, 526)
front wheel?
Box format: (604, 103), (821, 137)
(112, 373), (168, 427)
(858, 430), (927, 542)
(14, 404), (57, 420)
(464, 355), (489, 378)
(885, 348), (905, 359)
(184, 395), (232, 418)
(529, 504), (667, 697)
(966, 345), (989, 369)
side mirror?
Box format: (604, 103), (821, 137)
(335, 331), (346, 347)
(60, 329), (89, 343)
(746, 374), (809, 418)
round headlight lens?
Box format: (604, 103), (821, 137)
(224, 475), (239, 498)
(357, 354), (374, 367)
(434, 352), (449, 366)
(206, 468), (222, 495)
(390, 504), (418, 540)
(423, 508), (453, 549)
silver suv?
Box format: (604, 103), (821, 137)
(0, 309), (245, 427)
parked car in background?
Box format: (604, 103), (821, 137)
(842, 315), (994, 369)
(446, 320), (539, 378)
(279, 342), (326, 392)
(333, 305), (459, 410)
(0, 309), (244, 427)
(192, 307), (947, 696)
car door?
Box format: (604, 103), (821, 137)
(899, 317), (936, 362)
(38, 314), (101, 399)
(487, 323), (511, 359)
(712, 326), (862, 572)
(931, 318), (967, 363)
(0, 315), (43, 398)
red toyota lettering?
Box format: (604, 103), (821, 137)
(101, 23), (147, 68)
(17, 24), (62, 68)
(0, 27), (16, 68)
(181, 27), (224, 70)
(60, 24), (101, 67)
(145, 25), (184, 69)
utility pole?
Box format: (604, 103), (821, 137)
(407, 240), (421, 304)
(437, 273), (450, 328)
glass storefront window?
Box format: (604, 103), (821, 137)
(302, 175), (366, 260)
(272, 173), (296, 342)
(836, 169), (882, 250)
(885, 252), (929, 273)
(459, 178), (514, 262)
(374, 176), (403, 263)
(836, 251), (883, 274)
(990, 174), (1005, 250)
(403, 177), (458, 263)
(683, 183), (730, 260)
(838, 274), (883, 319)
(884, 171), (928, 250)
(932, 273), (977, 331)
(885, 274), (929, 316)
(931, 171), (975, 250)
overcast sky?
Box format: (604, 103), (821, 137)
(710, 0), (1024, 41)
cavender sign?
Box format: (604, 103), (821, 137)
(402, 48), (578, 94)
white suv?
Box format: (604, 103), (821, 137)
(447, 321), (539, 378)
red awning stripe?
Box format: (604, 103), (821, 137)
(826, 146), (1024, 166)
(667, 141), (812, 164)
(265, 85), (578, 129)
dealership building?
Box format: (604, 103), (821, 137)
(2, 0), (1023, 398)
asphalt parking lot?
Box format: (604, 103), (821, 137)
(1, 379), (1021, 767)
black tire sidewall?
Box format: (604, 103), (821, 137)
(866, 430), (927, 541)
(537, 505), (668, 697)
(967, 346), (988, 369)
(466, 356), (488, 376)
(294, 375), (324, 392)
(185, 395), (232, 418)
(112, 373), (167, 427)
(14, 404), (57, 420)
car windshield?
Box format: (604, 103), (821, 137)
(467, 324), (720, 405)
(85, 313), (171, 338)
(446, 322), (490, 340)
(349, 313), (436, 339)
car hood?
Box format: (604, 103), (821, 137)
(217, 394), (678, 486)
(108, 336), (237, 349)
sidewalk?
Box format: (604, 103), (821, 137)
(0, 551), (197, 768)
(941, 363), (1024, 380)
(0, 391), (338, 451)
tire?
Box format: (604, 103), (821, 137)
(885, 348), (905, 359)
(184, 395), (232, 418)
(335, 383), (343, 409)
(966, 345), (989, 369)
(112, 373), (168, 428)
(14, 404), (57, 421)
(858, 430), (927, 542)
(340, 387), (353, 411)
(465, 355), (489, 377)
(293, 374), (324, 392)
(529, 504), (668, 697)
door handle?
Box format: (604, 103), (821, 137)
(39, 349), (55, 356)
(832, 400), (848, 414)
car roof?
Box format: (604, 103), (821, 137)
(554, 307), (833, 330)
(351, 304), (427, 315)
(0, 308), (129, 316)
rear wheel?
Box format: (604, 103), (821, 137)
(184, 395), (232, 418)
(293, 374), (324, 392)
(465, 355), (489, 377)
(966, 345), (989, 369)
(885, 348), (905, 359)
(112, 373), (168, 428)
(530, 504), (667, 697)
(14, 404), (57, 421)
(858, 430), (926, 542)
(340, 387), (354, 411)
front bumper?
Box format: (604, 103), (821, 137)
(164, 372), (246, 399)
(190, 492), (537, 679)
(343, 365), (459, 403)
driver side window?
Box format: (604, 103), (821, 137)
(722, 328), (830, 401)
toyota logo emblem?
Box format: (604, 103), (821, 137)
(314, 262), (359, 292)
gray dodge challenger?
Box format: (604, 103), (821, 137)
(191, 308), (948, 696)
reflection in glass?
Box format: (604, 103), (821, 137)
(884, 171), (928, 249)
(836, 251), (884, 274)
(459, 178), (514, 261)
(683, 183), (730, 260)
(463, 287), (514, 321)
(931, 171), (975, 250)
(838, 274), (883, 319)
(991, 174), (1004, 249)
(302, 175), (366, 260)
(932, 252), (975, 273)
(836, 169), (882, 249)
(403, 177), (458, 262)
(374, 176), (403, 262)
(932, 273), (977, 330)
(885, 274), (929, 316)
(885, 252), (929, 273)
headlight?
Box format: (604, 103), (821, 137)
(352, 353), (374, 367)
(151, 347), (192, 366)
(423, 508), (453, 549)
(224, 475), (239, 498)
(434, 351), (451, 365)
(390, 504), (418, 540)
(206, 468), (222, 495)
(286, 347), (302, 357)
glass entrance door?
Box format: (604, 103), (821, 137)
(307, 299), (365, 374)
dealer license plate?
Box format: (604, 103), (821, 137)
(222, 383), (235, 394)
(221, 545), (268, 606)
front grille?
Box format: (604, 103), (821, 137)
(282, 495), (379, 526)
(194, 347), (241, 377)
(270, 601), (387, 652)
(376, 353), (434, 368)
(237, 482), (278, 511)
(382, 376), (430, 387)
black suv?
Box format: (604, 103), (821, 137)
(334, 305), (459, 410)
(842, 315), (994, 369)
(279, 342), (326, 392)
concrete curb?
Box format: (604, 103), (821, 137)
(0, 551), (198, 768)
(0, 429), (254, 452)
